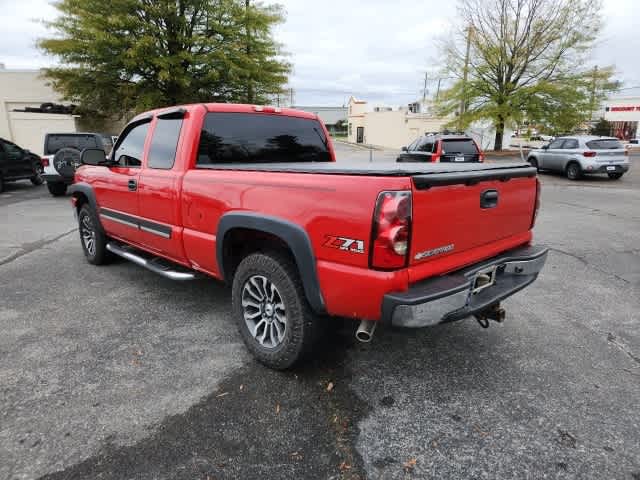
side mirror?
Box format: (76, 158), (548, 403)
(81, 148), (107, 166)
(541, 145), (549, 150)
(401, 146), (408, 152)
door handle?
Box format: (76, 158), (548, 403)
(480, 189), (498, 209)
(128, 179), (137, 191)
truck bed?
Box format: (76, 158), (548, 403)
(197, 160), (533, 176)
(197, 161), (536, 188)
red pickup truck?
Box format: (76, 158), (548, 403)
(70, 103), (547, 369)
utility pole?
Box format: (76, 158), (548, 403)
(589, 65), (598, 121)
(435, 78), (442, 101)
(289, 88), (294, 106)
(422, 71), (428, 104)
(459, 25), (472, 130)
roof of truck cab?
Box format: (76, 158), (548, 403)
(130, 103), (319, 123)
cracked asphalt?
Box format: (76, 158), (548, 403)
(1, 145), (638, 479)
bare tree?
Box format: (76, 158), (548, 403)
(437, 0), (617, 149)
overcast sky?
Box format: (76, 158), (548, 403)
(1, 0), (639, 106)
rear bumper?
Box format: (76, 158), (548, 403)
(381, 245), (548, 327)
(583, 163), (629, 174)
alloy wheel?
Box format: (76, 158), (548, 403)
(80, 213), (96, 256)
(242, 275), (287, 349)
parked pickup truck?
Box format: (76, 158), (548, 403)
(70, 103), (547, 369)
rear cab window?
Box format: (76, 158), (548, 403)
(196, 113), (331, 165)
(148, 118), (183, 169)
(586, 139), (623, 150)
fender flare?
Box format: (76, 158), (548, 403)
(68, 182), (98, 212)
(217, 212), (326, 314)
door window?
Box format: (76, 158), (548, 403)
(547, 138), (565, 149)
(113, 122), (150, 167)
(406, 138), (421, 151)
(562, 139), (579, 149)
(148, 118), (183, 169)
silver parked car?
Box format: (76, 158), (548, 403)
(527, 136), (630, 180)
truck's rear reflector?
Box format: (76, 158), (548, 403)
(370, 191), (412, 269)
(531, 177), (541, 229)
(41, 157), (49, 167)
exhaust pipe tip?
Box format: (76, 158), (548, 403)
(355, 320), (377, 343)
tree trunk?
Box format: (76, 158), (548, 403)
(494, 118), (505, 151)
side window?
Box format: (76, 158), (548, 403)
(113, 122), (150, 167)
(562, 139), (578, 149)
(407, 138), (420, 151)
(418, 139), (434, 152)
(148, 118), (183, 169)
(548, 138), (565, 149)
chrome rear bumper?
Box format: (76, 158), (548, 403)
(381, 245), (548, 328)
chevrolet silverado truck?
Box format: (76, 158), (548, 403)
(70, 103), (547, 369)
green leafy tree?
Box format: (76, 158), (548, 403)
(590, 117), (612, 136)
(38, 0), (291, 119)
(436, 0), (618, 150)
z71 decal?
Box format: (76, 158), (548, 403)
(323, 235), (365, 254)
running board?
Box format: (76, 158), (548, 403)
(106, 242), (196, 281)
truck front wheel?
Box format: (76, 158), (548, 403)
(232, 252), (319, 370)
(78, 204), (111, 265)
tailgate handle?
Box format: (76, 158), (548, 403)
(480, 189), (498, 209)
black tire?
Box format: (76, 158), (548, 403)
(566, 162), (581, 181)
(528, 157), (539, 171)
(232, 252), (320, 370)
(608, 172), (624, 180)
(30, 164), (44, 185)
(78, 204), (111, 265)
(47, 182), (67, 196)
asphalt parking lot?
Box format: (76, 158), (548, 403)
(1, 144), (639, 479)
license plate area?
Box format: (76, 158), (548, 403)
(455, 156), (465, 162)
(606, 166), (616, 171)
(472, 266), (497, 294)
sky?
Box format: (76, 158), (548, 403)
(1, 0), (639, 106)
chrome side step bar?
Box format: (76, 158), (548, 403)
(106, 242), (196, 281)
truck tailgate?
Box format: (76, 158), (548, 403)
(409, 166), (537, 274)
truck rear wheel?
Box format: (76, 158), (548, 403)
(232, 252), (319, 370)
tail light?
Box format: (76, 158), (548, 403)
(370, 191), (412, 269)
(624, 149), (629, 156)
(478, 152), (485, 162)
(41, 157), (49, 167)
(431, 154), (440, 162)
(531, 178), (541, 229)
(583, 151), (597, 157)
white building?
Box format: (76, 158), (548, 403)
(0, 65), (79, 155)
(347, 97), (447, 149)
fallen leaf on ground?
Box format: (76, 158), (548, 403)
(239, 384), (244, 391)
(216, 392), (229, 398)
(327, 382), (334, 392)
(403, 458), (417, 472)
(339, 461), (351, 471)
(276, 402), (280, 414)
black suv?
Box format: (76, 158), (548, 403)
(42, 132), (113, 196)
(397, 133), (484, 163)
(0, 138), (44, 193)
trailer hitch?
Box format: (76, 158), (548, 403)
(475, 303), (506, 328)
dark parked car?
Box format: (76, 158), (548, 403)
(397, 133), (485, 163)
(0, 138), (44, 193)
(42, 132), (113, 196)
